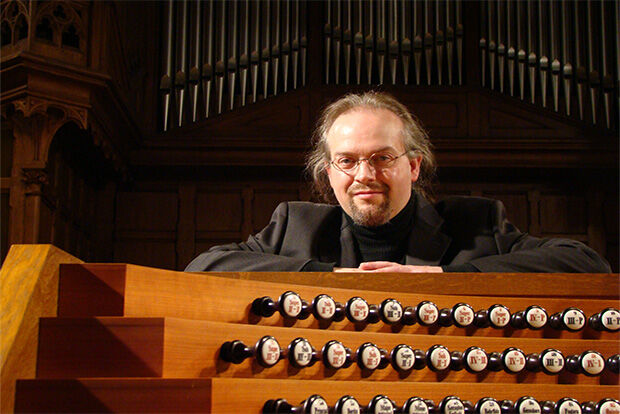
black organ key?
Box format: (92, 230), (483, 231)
(356, 342), (389, 370)
(265, 395), (329, 414)
(367, 395), (397, 414)
(220, 336), (282, 367)
(556, 398), (582, 414)
(402, 397), (432, 414)
(334, 395), (361, 414)
(475, 398), (502, 414)
(251, 291), (310, 320)
(415, 301), (440, 326)
(322, 340), (352, 369)
(380, 298), (404, 324)
(501, 347), (527, 374)
(426, 344), (452, 371)
(540, 401), (556, 414)
(252, 296), (278, 317)
(499, 400), (515, 414)
(287, 337), (317, 369)
(606, 354), (620, 374)
(463, 346), (489, 373)
(487, 352), (503, 372)
(487, 304), (511, 329)
(449, 350), (465, 371)
(525, 353), (541, 372)
(439, 396), (467, 414)
(566, 350), (606, 376)
(539, 348), (565, 375)
(581, 402), (597, 414)
(401, 306), (417, 325)
(549, 307), (586, 331)
(597, 399), (620, 414)
(589, 308), (620, 332)
(515, 397), (542, 414)
(473, 308), (490, 328)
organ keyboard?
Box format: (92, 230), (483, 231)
(10, 263), (620, 412)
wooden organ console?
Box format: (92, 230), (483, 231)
(9, 258), (620, 413)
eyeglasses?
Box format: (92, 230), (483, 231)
(330, 151), (409, 175)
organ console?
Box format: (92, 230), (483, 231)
(6, 259), (619, 413)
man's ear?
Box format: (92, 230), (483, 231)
(409, 155), (422, 183)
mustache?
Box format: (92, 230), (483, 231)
(348, 183), (389, 194)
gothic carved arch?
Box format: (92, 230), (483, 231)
(32, 0), (86, 52)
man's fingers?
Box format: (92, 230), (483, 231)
(359, 261), (396, 270)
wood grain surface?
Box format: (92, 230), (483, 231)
(58, 263), (620, 339)
(0, 244), (82, 413)
(36, 317), (619, 386)
(13, 377), (620, 413)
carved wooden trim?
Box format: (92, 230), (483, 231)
(21, 167), (48, 194)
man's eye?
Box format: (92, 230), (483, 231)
(372, 154), (393, 165)
(337, 158), (355, 166)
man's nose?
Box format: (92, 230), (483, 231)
(354, 159), (377, 182)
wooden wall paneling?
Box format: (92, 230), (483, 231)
(539, 192), (588, 241)
(114, 190), (179, 269)
(252, 188), (301, 232)
(177, 182), (196, 271)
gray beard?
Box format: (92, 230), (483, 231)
(347, 197), (392, 227)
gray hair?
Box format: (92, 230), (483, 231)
(306, 91), (437, 202)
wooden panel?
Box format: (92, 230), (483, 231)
(15, 378), (213, 413)
(482, 192), (530, 233)
(114, 240), (177, 270)
(15, 378), (617, 414)
(36, 317), (619, 385)
(115, 192), (178, 232)
(0, 245), (82, 413)
(37, 317), (165, 378)
(539, 194), (588, 234)
(57, 264), (620, 339)
(196, 191), (243, 232)
(252, 190), (300, 232)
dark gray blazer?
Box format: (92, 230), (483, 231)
(185, 193), (610, 273)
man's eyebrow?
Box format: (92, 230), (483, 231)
(333, 146), (398, 156)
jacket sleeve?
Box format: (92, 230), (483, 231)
(184, 202), (315, 271)
(467, 200), (611, 273)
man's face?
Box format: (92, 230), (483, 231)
(325, 108), (421, 227)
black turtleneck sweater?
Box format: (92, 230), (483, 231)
(301, 194), (477, 272)
(345, 195), (415, 264)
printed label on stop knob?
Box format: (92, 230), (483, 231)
(525, 307), (547, 328)
(489, 306), (510, 327)
(349, 298), (369, 322)
(260, 338), (281, 366)
(504, 349), (526, 373)
(429, 347), (451, 370)
(562, 309), (585, 330)
(315, 296), (336, 319)
(581, 352), (605, 375)
(282, 293), (302, 318)
(466, 348), (488, 372)
(601, 309), (620, 331)
(326, 342), (347, 368)
(454, 305), (474, 326)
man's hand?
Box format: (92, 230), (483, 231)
(334, 262), (443, 273)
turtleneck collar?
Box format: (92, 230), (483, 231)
(343, 192), (416, 264)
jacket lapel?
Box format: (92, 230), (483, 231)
(405, 193), (452, 266)
(338, 218), (358, 267)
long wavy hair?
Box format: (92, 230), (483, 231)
(305, 91), (437, 203)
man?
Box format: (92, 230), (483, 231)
(186, 92), (610, 273)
